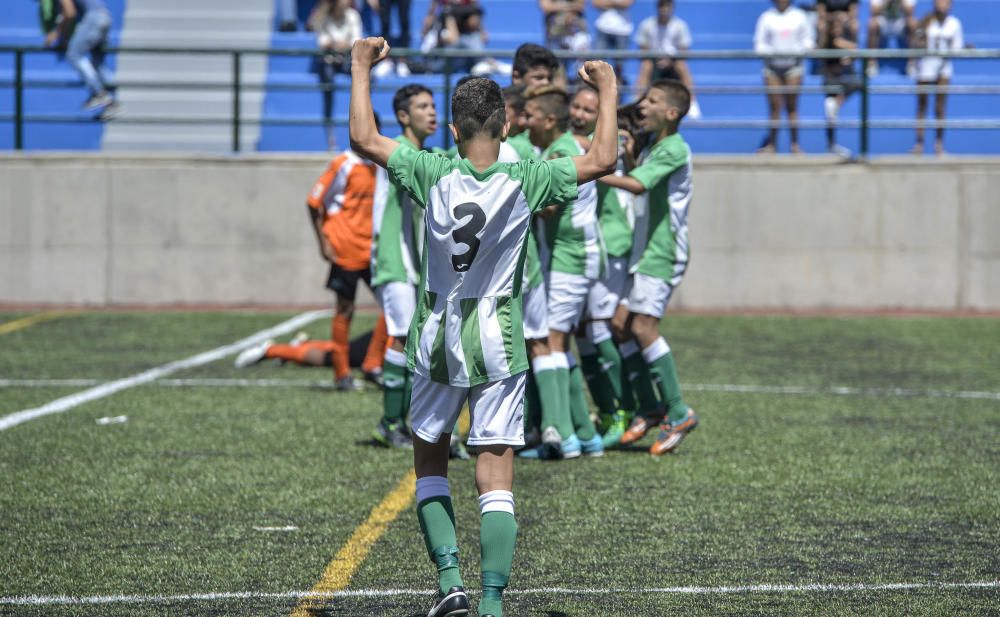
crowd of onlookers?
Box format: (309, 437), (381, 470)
(279, 0), (970, 154)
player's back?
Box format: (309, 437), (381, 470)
(386, 146), (577, 386)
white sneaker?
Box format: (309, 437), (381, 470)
(824, 97), (840, 123)
(541, 426), (561, 446)
(395, 61), (411, 77)
(373, 59), (394, 78)
(290, 331), (309, 346)
(234, 340), (272, 368)
(829, 143), (852, 159)
(335, 376), (362, 391)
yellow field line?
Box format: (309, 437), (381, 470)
(0, 312), (68, 336)
(291, 468), (417, 615)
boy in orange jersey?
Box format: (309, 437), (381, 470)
(235, 145), (388, 387)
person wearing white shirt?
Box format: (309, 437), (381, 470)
(592, 0), (635, 77)
(752, 0), (814, 153)
(911, 0), (964, 155)
(309, 0), (363, 150)
(635, 0), (699, 117)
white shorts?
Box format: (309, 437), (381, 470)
(410, 372), (526, 446)
(587, 256), (629, 320)
(915, 57), (953, 83)
(376, 281), (416, 337)
(624, 272), (678, 319)
(546, 271), (592, 333)
(523, 282), (548, 341)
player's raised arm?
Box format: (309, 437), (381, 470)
(570, 61), (618, 184)
(349, 37), (400, 168)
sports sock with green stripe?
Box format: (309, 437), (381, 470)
(416, 476), (463, 595)
(576, 336), (618, 417)
(381, 348), (408, 425)
(549, 352), (575, 440)
(619, 340), (661, 416)
(591, 321), (626, 406)
(642, 337), (689, 423)
(479, 490), (517, 617)
(567, 355), (596, 441)
(531, 354), (572, 440)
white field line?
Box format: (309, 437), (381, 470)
(2, 580), (997, 606)
(1, 377), (998, 402)
(0, 311), (332, 432)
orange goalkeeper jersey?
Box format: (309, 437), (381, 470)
(307, 150), (377, 272)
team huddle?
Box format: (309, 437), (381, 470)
(239, 38), (698, 617)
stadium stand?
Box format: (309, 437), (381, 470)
(2, 0), (998, 153)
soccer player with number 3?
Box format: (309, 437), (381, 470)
(350, 37), (618, 617)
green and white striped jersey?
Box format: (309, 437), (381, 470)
(628, 132), (692, 285)
(507, 132), (539, 162)
(386, 144), (578, 387)
(596, 171), (634, 259)
(538, 132), (605, 280)
(371, 136), (423, 286)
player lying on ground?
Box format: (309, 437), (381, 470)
(350, 36), (618, 617)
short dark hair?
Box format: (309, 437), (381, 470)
(452, 77), (506, 140)
(571, 83), (598, 101)
(525, 85), (570, 133)
(513, 43), (559, 81)
(392, 84), (433, 126)
(650, 79), (691, 120)
(502, 84), (527, 114)
(657, 0), (674, 6)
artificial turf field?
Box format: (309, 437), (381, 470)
(1, 310), (998, 617)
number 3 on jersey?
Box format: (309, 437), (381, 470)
(451, 202), (486, 272)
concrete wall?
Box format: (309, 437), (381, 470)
(1, 153), (998, 310)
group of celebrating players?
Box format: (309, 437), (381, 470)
(237, 39), (697, 617)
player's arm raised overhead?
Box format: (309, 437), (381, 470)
(349, 37), (400, 168)
(570, 61), (619, 184)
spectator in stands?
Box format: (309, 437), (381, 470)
(539, 0), (591, 78)
(866, 0), (917, 76)
(44, 0), (118, 116)
(421, 2), (503, 74)
(592, 0), (635, 78)
(376, 0), (414, 76)
(512, 43), (562, 88)
(635, 0), (699, 117)
(911, 0), (964, 155)
(753, 0), (814, 153)
(819, 9), (860, 157)
(309, 0), (362, 149)
(816, 0), (859, 53)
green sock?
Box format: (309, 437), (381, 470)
(552, 358), (574, 440)
(646, 344), (689, 424)
(568, 364), (596, 441)
(480, 511), (517, 617)
(578, 348), (618, 417)
(382, 350), (408, 425)
(595, 338), (626, 406)
(417, 496), (463, 594)
(532, 356), (572, 439)
(620, 344), (661, 416)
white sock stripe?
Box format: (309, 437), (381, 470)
(642, 337), (670, 364)
(415, 476), (450, 504)
(588, 321), (612, 344)
(531, 354), (555, 373)
(550, 352), (570, 370)
(478, 490), (515, 515)
(618, 340), (640, 358)
(384, 348), (407, 366)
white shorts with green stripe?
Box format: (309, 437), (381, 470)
(586, 256), (629, 320)
(546, 270), (593, 333)
(410, 372), (526, 446)
(376, 281), (416, 337)
(523, 282), (548, 340)
(623, 272), (680, 319)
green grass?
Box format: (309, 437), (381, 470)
(0, 311), (998, 616)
